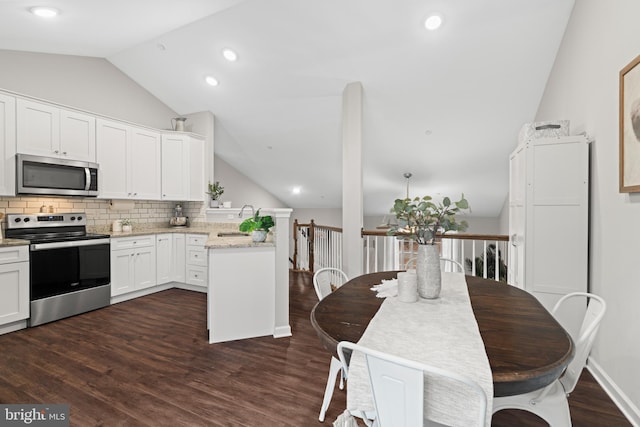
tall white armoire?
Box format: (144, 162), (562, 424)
(508, 135), (590, 327)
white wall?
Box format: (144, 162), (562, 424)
(535, 1), (640, 422)
(214, 155), (286, 210)
(0, 50), (177, 129)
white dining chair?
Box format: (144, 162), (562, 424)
(312, 267), (349, 422)
(404, 256), (465, 272)
(440, 257), (464, 272)
(492, 292), (606, 426)
(337, 341), (487, 427)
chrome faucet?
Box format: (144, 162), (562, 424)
(239, 204), (255, 218)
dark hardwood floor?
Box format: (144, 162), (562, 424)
(0, 271), (631, 426)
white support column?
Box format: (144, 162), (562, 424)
(270, 208), (293, 338)
(342, 82), (363, 279)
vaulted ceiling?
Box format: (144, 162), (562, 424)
(0, 0), (575, 217)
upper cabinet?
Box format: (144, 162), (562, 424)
(0, 93), (16, 196)
(161, 134), (205, 201)
(96, 119), (161, 200)
(17, 99), (95, 162)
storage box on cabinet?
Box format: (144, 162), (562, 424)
(0, 246), (29, 326)
(110, 236), (157, 297)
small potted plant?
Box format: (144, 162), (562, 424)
(120, 218), (133, 233)
(239, 209), (274, 243)
(207, 181), (224, 208)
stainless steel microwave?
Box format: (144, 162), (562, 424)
(16, 154), (99, 197)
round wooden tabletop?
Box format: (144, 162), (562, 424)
(310, 271), (574, 397)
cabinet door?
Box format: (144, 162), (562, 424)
(129, 127), (161, 200)
(17, 99), (59, 157)
(60, 109), (96, 161)
(161, 134), (188, 200)
(156, 234), (172, 285)
(0, 262), (29, 325)
(134, 246), (157, 290)
(0, 94), (16, 196)
(110, 249), (134, 297)
(188, 136), (205, 201)
(172, 233), (186, 283)
(508, 145), (526, 288)
(97, 119), (129, 199)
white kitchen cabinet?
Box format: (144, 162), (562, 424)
(156, 234), (172, 285)
(97, 119), (161, 200)
(188, 135), (205, 201)
(17, 98), (95, 161)
(110, 236), (157, 297)
(0, 246), (29, 327)
(0, 94), (16, 196)
(172, 233), (186, 283)
(161, 134), (188, 200)
(508, 135), (589, 319)
(156, 233), (186, 285)
(186, 234), (208, 290)
(161, 134), (205, 201)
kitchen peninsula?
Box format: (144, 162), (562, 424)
(101, 207), (293, 344)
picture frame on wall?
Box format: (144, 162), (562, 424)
(620, 54), (640, 192)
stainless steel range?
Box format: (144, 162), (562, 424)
(4, 212), (110, 326)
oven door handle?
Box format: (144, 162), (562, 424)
(30, 238), (111, 251)
(85, 167), (91, 191)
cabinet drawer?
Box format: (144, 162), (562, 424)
(186, 265), (207, 288)
(111, 235), (155, 250)
(187, 234), (207, 246)
(186, 247), (207, 266)
(0, 246), (29, 265)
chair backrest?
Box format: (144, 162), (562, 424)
(313, 268), (348, 301)
(440, 257), (464, 272)
(405, 256), (464, 273)
(337, 341), (487, 427)
(552, 292), (606, 394)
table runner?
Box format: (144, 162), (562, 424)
(346, 272), (493, 426)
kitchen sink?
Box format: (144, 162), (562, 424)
(217, 232), (250, 237)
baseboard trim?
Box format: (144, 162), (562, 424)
(587, 357), (640, 427)
(273, 325), (292, 338)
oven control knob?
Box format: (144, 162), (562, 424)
(23, 218), (30, 223)
(77, 216), (83, 221)
(14, 217), (21, 223)
(70, 216), (76, 221)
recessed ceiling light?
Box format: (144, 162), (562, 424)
(222, 48), (238, 62)
(205, 76), (219, 86)
(424, 14), (443, 31)
(292, 187), (301, 195)
(30, 6), (59, 18)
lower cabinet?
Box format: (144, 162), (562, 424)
(186, 234), (208, 290)
(0, 246), (29, 326)
(111, 236), (157, 297)
(156, 233), (186, 285)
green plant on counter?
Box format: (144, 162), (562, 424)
(239, 209), (274, 233)
(207, 181), (224, 201)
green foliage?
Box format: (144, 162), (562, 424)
(465, 244), (508, 282)
(207, 181), (224, 200)
(387, 194), (470, 245)
(239, 209), (274, 233)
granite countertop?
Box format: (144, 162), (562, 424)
(93, 223), (275, 249)
(0, 238), (30, 248)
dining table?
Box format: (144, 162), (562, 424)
(310, 271), (574, 397)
